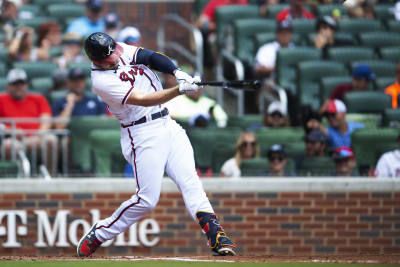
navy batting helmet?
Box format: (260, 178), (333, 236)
(84, 32), (120, 60)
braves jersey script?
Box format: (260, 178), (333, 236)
(91, 42), (164, 125)
(375, 150), (400, 178)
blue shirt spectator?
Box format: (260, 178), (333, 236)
(327, 121), (364, 148)
(66, 0), (105, 36)
(53, 95), (106, 117)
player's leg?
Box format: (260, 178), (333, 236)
(77, 126), (168, 257)
(165, 119), (236, 256)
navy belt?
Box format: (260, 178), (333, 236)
(121, 108), (169, 128)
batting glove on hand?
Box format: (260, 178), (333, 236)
(174, 69), (195, 84)
(179, 81), (199, 95)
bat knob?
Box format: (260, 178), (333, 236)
(253, 80), (261, 89)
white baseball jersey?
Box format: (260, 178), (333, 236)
(375, 150), (400, 178)
(91, 42), (164, 125)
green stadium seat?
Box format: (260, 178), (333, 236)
(233, 18), (276, 65)
(240, 158), (267, 176)
(68, 116), (120, 173)
(49, 46), (63, 59)
(375, 77), (395, 91)
(15, 17), (57, 30)
(350, 60), (396, 78)
(374, 4), (394, 21)
(352, 128), (399, 168)
(327, 47), (375, 65)
(18, 4), (42, 18)
(276, 47), (321, 92)
(188, 128), (217, 169)
(379, 47), (400, 62)
(33, 0), (73, 7)
(0, 33), (4, 43)
(298, 157), (335, 176)
(382, 109), (400, 127)
(387, 20), (400, 32)
(320, 76), (352, 103)
(0, 161), (19, 178)
(317, 4), (347, 16)
(193, 0), (209, 18)
(286, 142), (305, 159)
(0, 63), (6, 77)
(89, 129), (124, 176)
(359, 32), (400, 49)
(228, 115), (263, 129)
(307, 32), (357, 46)
(338, 19), (382, 35)
(48, 90), (68, 104)
(67, 61), (92, 77)
(13, 62), (58, 79)
(292, 19), (316, 36)
(47, 4), (85, 23)
(212, 144), (236, 174)
(255, 127), (305, 155)
(0, 77), (7, 92)
(344, 92), (391, 114)
(266, 4), (288, 19)
(0, 45), (11, 64)
(31, 77), (53, 93)
(215, 5), (259, 48)
(346, 113), (379, 129)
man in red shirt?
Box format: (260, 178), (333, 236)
(0, 68), (56, 174)
(276, 0), (314, 22)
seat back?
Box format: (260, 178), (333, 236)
(359, 32), (400, 49)
(380, 47), (400, 62)
(317, 4), (347, 16)
(320, 76), (352, 103)
(338, 19), (382, 35)
(0, 161), (19, 178)
(31, 77), (53, 93)
(240, 158), (267, 176)
(327, 47), (375, 65)
(188, 128), (217, 169)
(382, 109), (400, 127)
(13, 62), (58, 79)
(344, 92), (391, 114)
(388, 20), (400, 32)
(350, 60), (396, 78)
(298, 157), (335, 176)
(255, 127), (304, 155)
(228, 115), (263, 129)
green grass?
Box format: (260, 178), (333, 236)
(0, 261), (399, 267)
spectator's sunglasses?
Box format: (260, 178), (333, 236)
(334, 158), (350, 164)
(9, 80), (27, 85)
(268, 156), (285, 162)
(270, 111), (284, 118)
(240, 141), (257, 148)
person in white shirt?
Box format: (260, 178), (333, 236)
(220, 132), (260, 177)
(375, 135), (400, 178)
(254, 20), (294, 81)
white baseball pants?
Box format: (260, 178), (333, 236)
(95, 116), (214, 242)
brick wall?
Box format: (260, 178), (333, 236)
(1, 190), (399, 256)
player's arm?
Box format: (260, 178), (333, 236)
(126, 85), (180, 107)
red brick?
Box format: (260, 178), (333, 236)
(154, 215), (174, 222)
(327, 239), (347, 245)
(269, 215), (289, 222)
(337, 247), (359, 253)
(303, 223), (323, 230)
(315, 200), (335, 206)
(326, 223), (346, 230)
(293, 246), (312, 253)
(245, 200), (266, 206)
(350, 239), (369, 245)
(348, 208), (369, 213)
(258, 239), (278, 245)
(258, 223), (279, 229)
(0, 201), (13, 208)
(349, 192), (370, 199)
(247, 215), (267, 222)
(315, 231), (334, 237)
(337, 215), (357, 222)
(360, 247), (381, 254)
(281, 239), (301, 245)
(384, 247), (400, 254)
(395, 192), (400, 199)
(303, 192), (324, 199)
(371, 208), (391, 214)
(167, 239), (188, 246)
(348, 223), (369, 230)
(269, 231), (289, 237)
(246, 246), (267, 253)
(118, 193), (132, 199)
(211, 193), (232, 199)
(269, 200), (289, 206)
(85, 200), (106, 208)
(158, 200), (174, 206)
(247, 231), (266, 237)
(95, 193), (115, 200)
(165, 193), (182, 199)
(49, 194), (70, 200)
(372, 238), (393, 245)
(291, 200), (312, 206)
(3, 194), (24, 200)
(337, 231), (358, 237)
(235, 208), (255, 214)
(303, 208), (323, 214)
(71, 208), (90, 215)
(236, 193), (255, 199)
(233, 223), (256, 230)
(223, 200), (243, 206)
(383, 200), (400, 206)
(325, 208), (346, 214)
(280, 192), (301, 199)
(236, 238), (256, 245)
(337, 199), (358, 206)
(360, 200), (381, 206)
(292, 215), (312, 222)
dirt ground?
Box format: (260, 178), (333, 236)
(1, 255), (400, 264)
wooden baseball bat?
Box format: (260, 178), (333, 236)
(196, 80), (261, 90)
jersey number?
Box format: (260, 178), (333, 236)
(120, 67), (144, 87)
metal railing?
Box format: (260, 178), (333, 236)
(157, 14), (204, 75)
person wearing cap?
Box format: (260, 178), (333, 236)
(384, 62), (400, 109)
(53, 68), (106, 129)
(260, 144), (292, 177)
(66, 0), (105, 37)
(117, 26), (141, 47)
(305, 129), (327, 157)
(254, 20), (295, 80)
(329, 64), (375, 102)
(308, 99), (364, 149)
(0, 68), (56, 171)
(375, 134), (400, 178)
(55, 33), (87, 70)
(276, 0), (314, 22)
(333, 146), (357, 176)
(248, 101), (290, 131)
(314, 16), (354, 57)
(104, 13), (121, 40)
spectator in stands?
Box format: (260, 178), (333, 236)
(254, 20), (294, 81)
(104, 13), (121, 39)
(308, 99), (364, 149)
(8, 26), (39, 61)
(220, 132), (260, 177)
(117, 26), (141, 46)
(384, 62), (400, 109)
(276, 0), (314, 22)
(375, 134), (400, 178)
(346, 0), (376, 19)
(314, 16), (354, 57)
(395, 1), (400, 21)
(329, 64), (375, 102)
(0, 0), (19, 44)
(0, 68), (56, 172)
(248, 101), (290, 130)
(55, 33), (86, 70)
(67, 0), (105, 36)
(333, 146), (357, 176)
(258, 0), (280, 17)
(53, 68), (106, 129)
(305, 129), (327, 157)
(261, 144), (291, 176)
(36, 21), (62, 61)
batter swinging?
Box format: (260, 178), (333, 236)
(76, 32), (236, 257)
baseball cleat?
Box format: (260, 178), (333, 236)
(77, 223), (102, 257)
(196, 211), (237, 256)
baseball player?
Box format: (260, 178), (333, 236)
(76, 32), (236, 257)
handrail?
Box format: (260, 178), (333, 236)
(157, 14), (203, 75)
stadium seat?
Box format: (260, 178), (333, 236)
(89, 129), (124, 176)
(48, 90), (68, 104)
(18, 4), (42, 18)
(344, 92), (391, 114)
(215, 5), (259, 48)
(233, 18), (276, 65)
(68, 116), (120, 173)
(350, 60), (396, 78)
(228, 115), (263, 129)
(317, 4), (347, 16)
(0, 63), (6, 77)
(266, 4), (288, 19)
(276, 47), (321, 92)
(49, 46), (63, 59)
(15, 17), (57, 30)
(0, 161), (19, 178)
(327, 47), (375, 65)
(338, 19), (382, 35)
(33, 0), (73, 7)
(67, 62), (92, 77)
(240, 158), (267, 176)
(0, 33), (4, 43)
(212, 144), (236, 174)
(307, 32), (357, 47)
(359, 32), (400, 49)
(374, 4), (394, 21)
(31, 77), (53, 93)
(379, 47), (400, 62)
(255, 127), (304, 155)
(13, 62), (58, 79)
(387, 20), (400, 32)
(375, 77), (395, 91)
(47, 4), (85, 24)
(298, 157), (335, 176)
(0, 45), (11, 64)
(382, 109), (400, 127)
(0, 77), (7, 91)
(346, 113), (379, 129)
(352, 128), (399, 168)
(285, 142), (305, 159)
(292, 19), (316, 36)
(320, 76), (352, 103)
(188, 128), (217, 169)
